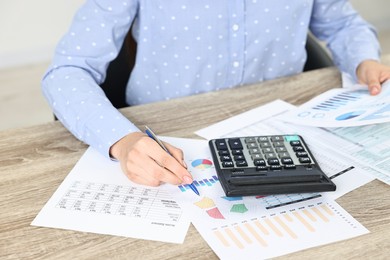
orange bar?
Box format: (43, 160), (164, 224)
(303, 209), (317, 222)
(234, 225), (252, 244)
(274, 216), (298, 239)
(312, 207), (329, 222)
(253, 220), (269, 235)
(293, 211), (315, 232)
(214, 230), (230, 247)
(283, 213), (293, 222)
(225, 228), (244, 249)
(265, 218), (283, 237)
(244, 223), (268, 247)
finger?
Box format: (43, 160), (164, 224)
(147, 141), (193, 184)
(141, 155), (183, 185)
(365, 72), (381, 95)
(163, 142), (187, 168)
(154, 151), (193, 184)
(120, 156), (161, 186)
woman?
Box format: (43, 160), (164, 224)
(42, 0), (390, 187)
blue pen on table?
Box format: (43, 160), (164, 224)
(144, 125), (200, 196)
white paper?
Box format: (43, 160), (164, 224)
(277, 81), (390, 127)
(31, 147), (190, 244)
(163, 137), (369, 260)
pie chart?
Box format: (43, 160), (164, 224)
(335, 110), (365, 121)
(191, 159), (213, 169)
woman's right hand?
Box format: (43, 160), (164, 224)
(109, 132), (194, 187)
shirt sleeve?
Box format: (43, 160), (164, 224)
(42, 0), (140, 157)
(309, 0), (381, 81)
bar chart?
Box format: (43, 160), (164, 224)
(205, 199), (368, 259)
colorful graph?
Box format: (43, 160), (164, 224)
(230, 204), (248, 213)
(178, 175), (219, 192)
(311, 91), (365, 112)
(212, 201), (354, 250)
(191, 159), (213, 169)
(336, 110), (365, 121)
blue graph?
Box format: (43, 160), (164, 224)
(178, 175), (219, 192)
(312, 91), (365, 112)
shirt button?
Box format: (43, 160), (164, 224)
(233, 61), (240, 67)
(232, 24), (239, 31)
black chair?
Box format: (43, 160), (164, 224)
(99, 33), (136, 109)
(100, 33), (334, 109)
(303, 33), (333, 72)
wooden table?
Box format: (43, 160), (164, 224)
(1, 56), (389, 259)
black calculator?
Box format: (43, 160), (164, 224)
(209, 135), (336, 196)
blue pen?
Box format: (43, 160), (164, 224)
(144, 126), (200, 196)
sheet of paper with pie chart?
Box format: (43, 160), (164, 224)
(278, 80), (390, 127)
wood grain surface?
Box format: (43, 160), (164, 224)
(1, 56), (389, 259)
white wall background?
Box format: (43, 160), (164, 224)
(351, 0), (390, 31)
(0, 0), (84, 69)
(0, 0), (389, 69)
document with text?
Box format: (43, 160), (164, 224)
(31, 147), (190, 244)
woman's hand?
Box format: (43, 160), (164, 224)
(109, 132), (193, 187)
(356, 60), (390, 95)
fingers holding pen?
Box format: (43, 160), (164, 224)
(110, 132), (193, 186)
(147, 139), (194, 185)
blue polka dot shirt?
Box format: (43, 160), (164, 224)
(42, 0), (380, 157)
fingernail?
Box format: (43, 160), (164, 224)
(371, 86), (379, 95)
(183, 175), (193, 184)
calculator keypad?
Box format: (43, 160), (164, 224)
(209, 135), (336, 196)
(214, 135), (314, 171)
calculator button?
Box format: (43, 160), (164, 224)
(256, 165), (268, 171)
(220, 155), (232, 161)
(278, 152), (290, 159)
(218, 150), (229, 156)
(259, 142), (271, 148)
(265, 153), (277, 159)
(234, 155), (245, 160)
(235, 160), (248, 167)
(293, 146), (305, 152)
(270, 136), (284, 141)
(258, 136), (268, 142)
(229, 138), (243, 149)
(251, 153), (263, 160)
(253, 159), (266, 166)
(281, 158), (294, 164)
(284, 164), (296, 169)
(215, 139), (228, 150)
(275, 147), (287, 152)
(267, 158), (280, 165)
(251, 154), (263, 160)
(299, 157), (311, 164)
(296, 151), (308, 157)
(247, 142), (258, 149)
(222, 161), (234, 168)
(272, 141), (285, 147)
(231, 149), (243, 155)
(270, 165), (282, 170)
(245, 137), (257, 143)
(290, 140), (302, 146)
(262, 147), (273, 153)
(249, 148), (261, 154)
